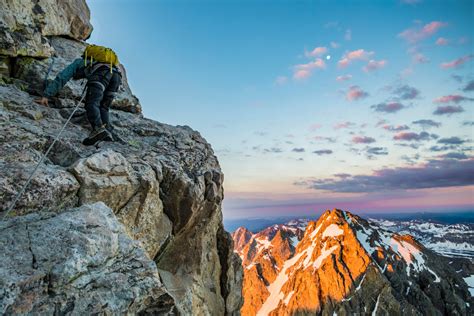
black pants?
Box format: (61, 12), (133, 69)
(85, 67), (121, 128)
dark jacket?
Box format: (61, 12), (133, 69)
(43, 58), (119, 97)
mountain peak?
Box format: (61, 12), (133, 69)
(234, 209), (471, 315)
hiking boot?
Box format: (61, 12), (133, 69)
(82, 126), (112, 146)
(104, 124), (124, 143)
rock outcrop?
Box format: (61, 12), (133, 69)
(234, 210), (473, 316)
(0, 203), (175, 315)
(0, 1), (242, 314)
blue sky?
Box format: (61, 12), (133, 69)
(87, 0), (474, 219)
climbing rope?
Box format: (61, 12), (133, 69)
(2, 82), (87, 220)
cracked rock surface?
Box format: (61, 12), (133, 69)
(0, 203), (173, 315)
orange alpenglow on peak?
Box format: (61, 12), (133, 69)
(232, 209), (471, 315)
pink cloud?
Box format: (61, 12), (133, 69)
(363, 59), (387, 72)
(306, 46), (328, 57)
(338, 58), (350, 68)
(294, 70), (311, 79)
(334, 121), (355, 130)
(398, 21), (447, 43)
(433, 94), (474, 104)
(352, 136), (376, 144)
(346, 85), (369, 101)
(440, 54), (473, 69)
(413, 53), (429, 64)
(346, 49), (374, 60)
(293, 58), (326, 80)
(338, 49), (374, 68)
(336, 74), (352, 82)
(393, 131), (435, 141)
(436, 37), (449, 46)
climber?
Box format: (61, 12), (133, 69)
(35, 45), (122, 146)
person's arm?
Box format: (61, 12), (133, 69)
(43, 58), (84, 98)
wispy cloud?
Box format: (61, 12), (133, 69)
(292, 147), (305, 153)
(433, 105), (464, 115)
(313, 136), (337, 143)
(305, 46), (328, 57)
(440, 54), (473, 69)
(331, 41), (340, 48)
(433, 94), (474, 103)
(352, 136), (376, 144)
(435, 37), (449, 46)
(393, 131), (437, 141)
(366, 146), (388, 156)
(463, 80), (474, 92)
(363, 59), (387, 72)
(313, 149), (333, 155)
(382, 124), (410, 132)
(398, 21), (447, 43)
(393, 85), (420, 100)
(336, 74), (352, 82)
(297, 158), (474, 192)
(263, 147), (283, 154)
(439, 152), (469, 160)
(437, 137), (466, 145)
(371, 102), (406, 113)
(293, 58), (326, 79)
(334, 121), (356, 130)
(412, 119), (441, 129)
(412, 53), (429, 64)
(338, 49), (374, 68)
(346, 85), (369, 101)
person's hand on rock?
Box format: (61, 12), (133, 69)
(35, 97), (49, 106)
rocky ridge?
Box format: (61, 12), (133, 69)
(233, 209), (472, 315)
(0, 0), (242, 314)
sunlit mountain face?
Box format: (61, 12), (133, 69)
(233, 209), (473, 315)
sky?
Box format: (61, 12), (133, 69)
(87, 0), (474, 219)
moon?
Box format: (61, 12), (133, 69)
(326, 55), (331, 60)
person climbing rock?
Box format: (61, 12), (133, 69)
(35, 45), (122, 146)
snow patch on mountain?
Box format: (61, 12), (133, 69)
(323, 224), (344, 238)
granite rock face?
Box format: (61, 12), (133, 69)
(0, 203), (174, 315)
(0, 0), (92, 58)
(0, 1), (242, 315)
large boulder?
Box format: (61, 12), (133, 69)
(71, 149), (173, 259)
(0, 202), (175, 315)
(0, 0), (92, 58)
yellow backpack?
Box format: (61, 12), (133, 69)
(84, 44), (119, 73)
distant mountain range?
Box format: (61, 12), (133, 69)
(232, 209), (473, 315)
(224, 210), (474, 232)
